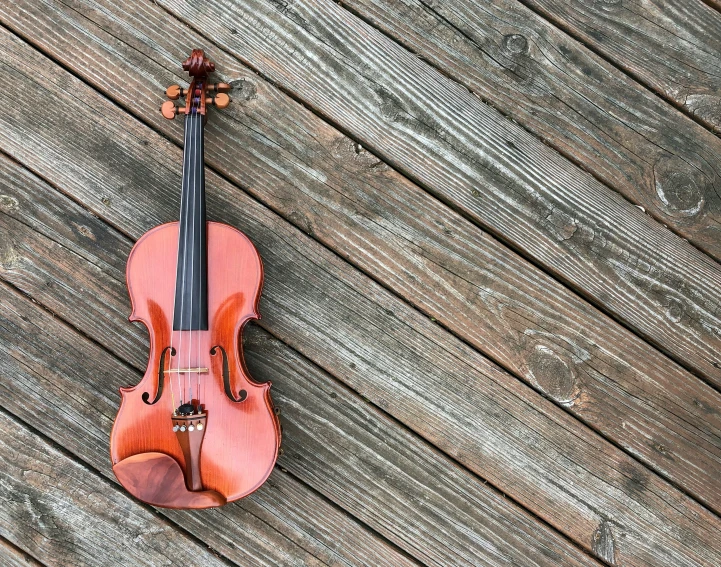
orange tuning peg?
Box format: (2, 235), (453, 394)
(161, 100), (182, 120)
(210, 93), (230, 109)
(206, 82), (231, 94)
(166, 84), (186, 100)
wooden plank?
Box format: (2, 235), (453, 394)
(5, 0), (721, 518)
(0, 278), (598, 567)
(0, 282), (415, 567)
(1, 25), (720, 567)
(153, 0), (721, 386)
(0, 537), (45, 567)
(0, 153), (600, 566)
(0, 410), (235, 567)
(336, 0), (721, 261)
(520, 0), (721, 133)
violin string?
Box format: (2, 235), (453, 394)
(188, 110), (198, 406)
(176, 110), (194, 406)
(195, 107), (201, 409)
(168, 108), (191, 410)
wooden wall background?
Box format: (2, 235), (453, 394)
(1, 0), (721, 565)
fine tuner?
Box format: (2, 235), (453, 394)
(161, 82), (232, 120)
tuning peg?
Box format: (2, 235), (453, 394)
(210, 93), (231, 109)
(206, 82), (231, 93)
(166, 84), (186, 100)
(161, 100), (182, 120)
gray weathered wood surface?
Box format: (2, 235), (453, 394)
(521, 0), (721, 133)
(340, 0), (721, 261)
(1, 0), (720, 566)
(157, 0), (721, 386)
(5, 0), (721, 518)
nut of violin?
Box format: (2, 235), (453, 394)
(213, 93), (230, 109)
(161, 100), (178, 120)
(166, 84), (184, 100)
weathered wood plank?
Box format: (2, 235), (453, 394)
(0, 282), (415, 567)
(0, 537), (45, 567)
(2, 25), (720, 567)
(520, 0), (721, 133)
(337, 0), (721, 260)
(0, 276), (598, 567)
(0, 151), (601, 566)
(0, 410), (236, 567)
(5, 0), (721, 517)
(155, 0), (721, 386)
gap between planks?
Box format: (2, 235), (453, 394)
(0, 147), (597, 566)
(153, 0), (721, 391)
(0, 268), (420, 567)
(513, 0), (721, 136)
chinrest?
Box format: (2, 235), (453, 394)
(113, 452), (226, 509)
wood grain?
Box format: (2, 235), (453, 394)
(5, 0), (721, 517)
(0, 278), (598, 567)
(520, 0), (721, 134)
(0, 26), (720, 566)
(337, 0), (721, 261)
(0, 155), (599, 566)
(153, 0), (721, 386)
(0, 280), (414, 567)
(0, 538), (45, 567)
(0, 410), (234, 567)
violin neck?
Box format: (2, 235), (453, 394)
(173, 112), (208, 331)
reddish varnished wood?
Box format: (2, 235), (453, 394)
(113, 452), (226, 508)
(110, 222), (281, 508)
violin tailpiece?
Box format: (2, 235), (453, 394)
(172, 412), (207, 492)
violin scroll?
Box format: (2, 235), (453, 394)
(183, 48), (215, 77)
(160, 50), (232, 119)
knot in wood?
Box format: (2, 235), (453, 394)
(666, 297), (684, 323)
(527, 345), (578, 405)
(229, 79), (257, 102)
(376, 87), (406, 122)
(502, 34), (529, 56)
(653, 156), (706, 217)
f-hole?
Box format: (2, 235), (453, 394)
(143, 346), (175, 404)
(210, 345), (247, 402)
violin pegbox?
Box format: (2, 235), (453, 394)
(160, 49), (231, 120)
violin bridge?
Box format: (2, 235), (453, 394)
(172, 412), (208, 492)
(164, 367), (209, 374)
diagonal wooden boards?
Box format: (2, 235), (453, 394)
(1, 24), (720, 567)
(520, 0), (721, 134)
(0, 538), (44, 567)
(0, 410), (242, 567)
(0, 154), (597, 566)
(4, 0), (721, 517)
(338, 0), (721, 260)
(156, 0), (721, 387)
(0, 284), (418, 567)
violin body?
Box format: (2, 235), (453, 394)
(109, 50), (280, 509)
(110, 223), (280, 508)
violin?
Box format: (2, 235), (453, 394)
(110, 50), (281, 509)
